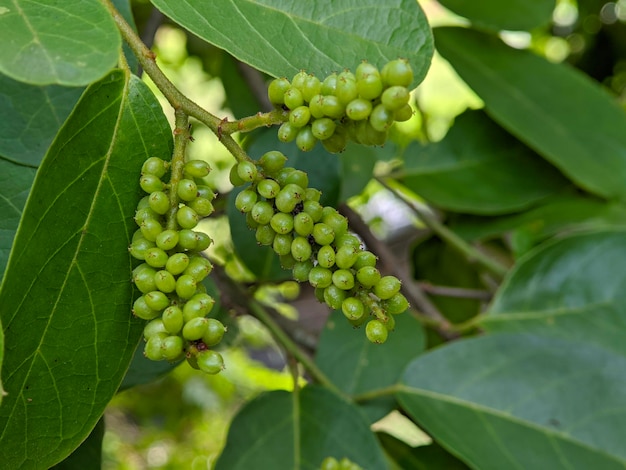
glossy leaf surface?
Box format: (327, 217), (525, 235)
(215, 386), (387, 469)
(435, 27), (626, 200)
(438, 0), (556, 31)
(0, 74), (83, 167)
(150, 0), (433, 87)
(398, 334), (626, 469)
(0, 0), (120, 86)
(0, 70), (172, 469)
(401, 110), (568, 214)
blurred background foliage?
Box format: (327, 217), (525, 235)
(103, 0), (626, 467)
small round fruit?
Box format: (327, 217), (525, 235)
(356, 266), (381, 288)
(259, 151), (287, 174)
(366, 319), (388, 344)
(161, 335), (184, 361)
(140, 174), (165, 193)
(235, 189), (258, 213)
(270, 212), (294, 235)
(311, 118), (336, 140)
(184, 159), (211, 178)
(188, 197), (214, 217)
(177, 179), (198, 201)
(155, 229), (179, 251)
(162, 306), (184, 334)
(144, 335), (165, 361)
(278, 122), (299, 142)
(369, 104), (394, 132)
(175, 274), (197, 299)
(296, 126), (317, 152)
(291, 236), (312, 262)
(317, 245), (335, 268)
(373, 276), (402, 300)
(143, 318), (167, 340)
(129, 237), (155, 261)
(332, 269), (355, 290)
(346, 98), (372, 121)
(292, 260), (313, 282)
(148, 191), (170, 215)
(203, 318), (226, 346)
(237, 161), (258, 182)
(323, 285), (346, 310)
(381, 86), (410, 111)
(289, 106), (311, 128)
(142, 157), (169, 178)
(133, 295), (160, 320)
(268, 77), (291, 105)
(284, 87), (304, 109)
(257, 179), (281, 199)
(280, 280), (300, 300)
(144, 290), (170, 311)
(197, 350), (225, 374)
(251, 201), (275, 225)
(308, 266), (333, 288)
(140, 218), (163, 242)
(166, 252), (190, 275)
(383, 292), (409, 314)
(183, 317), (209, 341)
(341, 297), (365, 321)
(312, 223), (334, 246)
(176, 205), (199, 229)
(381, 58), (413, 87)
(255, 224), (276, 245)
(144, 247), (168, 268)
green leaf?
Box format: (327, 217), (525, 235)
(397, 333), (626, 470)
(339, 143), (392, 202)
(434, 27), (626, 200)
(0, 158), (36, 278)
(316, 310), (424, 421)
(482, 229), (626, 356)
(451, 193), (626, 244)
(0, 70), (173, 469)
(215, 386), (388, 470)
(437, 0), (556, 31)
(0, 0), (121, 86)
(150, 0), (433, 87)
(51, 417), (104, 470)
(0, 74), (83, 167)
(400, 110), (569, 215)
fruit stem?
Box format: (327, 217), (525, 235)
(218, 109), (290, 135)
(166, 110), (190, 230)
(351, 384), (403, 403)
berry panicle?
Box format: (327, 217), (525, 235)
(268, 59), (414, 153)
(130, 156), (227, 374)
(232, 152), (409, 344)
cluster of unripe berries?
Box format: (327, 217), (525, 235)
(232, 151), (409, 344)
(268, 59), (414, 153)
(319, 456), (363, 470)
(130, 156), (226, 374)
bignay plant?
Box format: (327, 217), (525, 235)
(1, 0), (626, 468)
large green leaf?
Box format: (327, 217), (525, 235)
(0, 70), (173, 469)
(451, 194), (626, 244)
(0, 0), (121, 86)
(150, 0), (433, 87)
(215, 386), (388, 469)
(434, 27), (626, 200)
(0, 158), (36, 278)
(378, 433), (470, 470)
(0, 74), (83, 167)
(400, 110), (569, 215)
(482, 230), (626, 356)
(397, 333), (626, 469)
(51, 417), (104, 470)
(438, 0), (556, 31)
(316, 310), (424, 421)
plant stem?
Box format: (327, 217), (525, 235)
(248, 300), (345, 398)
(218, 109), (290, 134)
(165, 110), (190, 230)
(102, 0), (255, 164)
(352, 384), (402, 403)
(376, 177), (509, 279)
(417, 282), (492, 301)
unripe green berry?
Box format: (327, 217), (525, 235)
(284, 87), (304, 109)
(284, 170), (309, 189)
(322, 211), (348, 238)
(394, 103), (413, 122)
(289, 106), (311, 128)
(366, 319), (388, 344)
(270, 212), (294, 235)
(303, 200), (324, 221)
(291, 236), (312, 262)
(161, 335), (184, 361)
(275, 184), (303, 213)
(166, 252), (190, 275)
(142, 157), (169, 178)
(176, 229), (198, 251)
(188, 197), (214, 217)
(273, 233), (294, 256)
(237, 161), (258, 182)
(324, 285), (347, 310)
(322, 128), (348, 154)
(383, 292), (409, 314)
(259, 151), (288, 174)
(144, 247), (168, 268)
(133, 264), (157, 294)
(197, 185), (217, 201)
(369, 104), (394, 132)
(134, 207), (159, 226)
(356, 266), (381, 288)
(332, 269), (355, 290)
(229, 164), (246, 186)
(255, 225), (275, 245)
(279, 253), (297, 269)
(155, 229), (179, 251)
(144, 290), (170, 311)
(133, 295), (160, 320)
(140, 174), (165, 193)
(129, 237), (155, 261)
(335, 245), (358, 269)
(268, 77), (291, 105)
(291, 70), (308, 91)
(373, 275), (402, 300)
(177, 179), (198, 202)
(148, 191), (170, 215)
(257, 179), (281, 199)
(381, 58), (413, 87)
(317, 245), (336, 268)
(176, 205), (199, 229)
(176, 274), (197, 299)
(144, 335), (165, 361)
(235, 189), (258, 213)
(312, 223), (334, 246)
(308, 266), (333, 288)
(294, 212), (314, 236)
(195, 232), (212, 251)
(321, 95), (345, 119)
(203, 318), (226, 346)
(346, 98), (373, 121)
(357, 73), (383, 100)
(197, 350), (225, 374)
(336, 76), (359, 105)
(155, 270), (176, 293)
(321, 73), (338, 95)
(292, 259), (313, 282)
(302, 74), (322, 102)
(183, 317), (209, 341)
(143, 318), (167, 340)
(184, 159), (211, 178)
(162, 306), (184, 334)
(341, 297), (365, 321)
(184, 255), (213, 282)
(356, 61), (379, 81)
(309, 94), (325, 119)
(381, 86), (410, 111)
(296, 126), (317, 152)
(353, 251), (377, 270)
(140, 218), (163, 242)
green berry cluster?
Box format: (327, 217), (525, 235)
(268, 59), (414, 153)
(130, 156), (226, 374)
(319, 456), (363, 470)
(232, 151), (409, 344)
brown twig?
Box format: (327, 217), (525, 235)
(417, 282), (492, 301)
